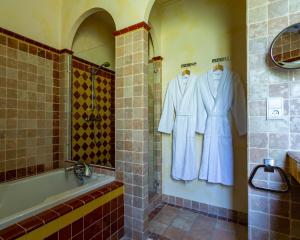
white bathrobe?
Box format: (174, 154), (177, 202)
(158, 74), (199, 181)
(197, 68), (247, 186)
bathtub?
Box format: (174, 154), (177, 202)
(0, 169), (115, 230)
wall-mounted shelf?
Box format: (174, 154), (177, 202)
(288, 151), (300, 184)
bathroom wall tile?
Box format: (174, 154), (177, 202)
(249, 148), (268, 163)
(291, 117), (300, 133)
(249, 22), (268, 39)
(290, 13), (300, 25)
(249, 83), (269, 100)
(249, 211), (269, 229)
(249, 38), (268, 54)
(250, 226), (269, 240)
(248, 0), (267, 9)
(249, 69), (268, 84)
(268, 117), (290, 133)
(268, 16), (288, 37)
(269, 149), (287, 167)
(250, 195), (268, 212)
(291, 134), (300, 150)
(289, 0), (300, 14)
(249, 6), (268, 24)
(291, 220), (300, 238)
(291, 99), (300, 116)
(268, 0), (288, 19)
(269, 215), (290, 235)
(269, 133), (289, 149)
(290, 82), (300, 97)
(269, 83), (289, 98)
(249, 116), (269, 132)
(249, 133), (268, 148)
(269, 199), (289, 217)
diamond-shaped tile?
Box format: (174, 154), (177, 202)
(73, 143), (80, 151)
(74, 101), (80, 109)
(82, 132), (88, 140)
(82, 82), (88, 90)
(82, 72), (88, 80)
(74, 91), (80, 99)
(74, 123), (81, 131)
(74, 70), (80, 78)
(73, 112), (80, 120)
(74, 80), (80, 89)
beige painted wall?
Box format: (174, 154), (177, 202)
(0, 0), (62, 48)
(72, 11), (115, 69)
(149, 0), (247, 212)
(61, 0), (155, 48)
(0, 0), (155, 49)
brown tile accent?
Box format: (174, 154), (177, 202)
(0, 224), (26, 240)
(113, 21), (151, 36)
(51, 204), (73, 216)
(17, 216), (44, 233)
(0, 181), (124, 240)
(36, 210), (60, 224)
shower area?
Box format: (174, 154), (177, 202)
(70, 10), (116, 169)
(148, 35), (163, 204)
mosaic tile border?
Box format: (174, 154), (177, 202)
(0, 181), (124, 240)
(162, 194), (248, 226)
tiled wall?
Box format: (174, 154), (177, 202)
(0, 27), (67, 182)
(72, 57), (115, 167)
(114, 22), (150, 239)
(248, 0), (300, 239)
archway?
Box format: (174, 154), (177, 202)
(70, 9), (116, 169)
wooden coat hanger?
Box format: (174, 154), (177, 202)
(213, 63), (224, 72)
(182, 68), (191, 76)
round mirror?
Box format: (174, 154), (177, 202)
(270, 23), (300, 69)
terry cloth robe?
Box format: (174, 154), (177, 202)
(196, 68), (247, 186)
(158, 74), (199, 181)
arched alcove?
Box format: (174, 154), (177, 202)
(69, 8), (116, 168)
(71, 9), (116, 69)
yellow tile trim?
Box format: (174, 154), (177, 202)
(16, 186), (124, 240)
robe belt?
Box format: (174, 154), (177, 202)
(176, 113), (192, 116)
(208, 113), (228, 117)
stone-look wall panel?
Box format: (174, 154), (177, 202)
(0, 31), (63, 182)
(115, 26), (149, 239)
(247, 0), (300, 239)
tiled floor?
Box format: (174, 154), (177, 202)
(147, 205), (248, 240)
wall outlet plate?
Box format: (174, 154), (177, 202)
(267, 97), (283, 120)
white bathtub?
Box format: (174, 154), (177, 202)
(0, 169), (115, 230)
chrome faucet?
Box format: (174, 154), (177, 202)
(65, 161), (93, 182)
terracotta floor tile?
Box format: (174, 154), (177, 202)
(148, 205), (248, 240)
(211, 228), (237, 240)
(154, 212), (176, 225)
(215, 220), (238, 232)
(171, 217), (194, 231)
(163, 226), (185, 240)
(148, 221), (169, 235)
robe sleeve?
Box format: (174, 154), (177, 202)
(158, 81), (175, 134)
(231, 74), (247, 136)
(196, 77), (207, 134)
